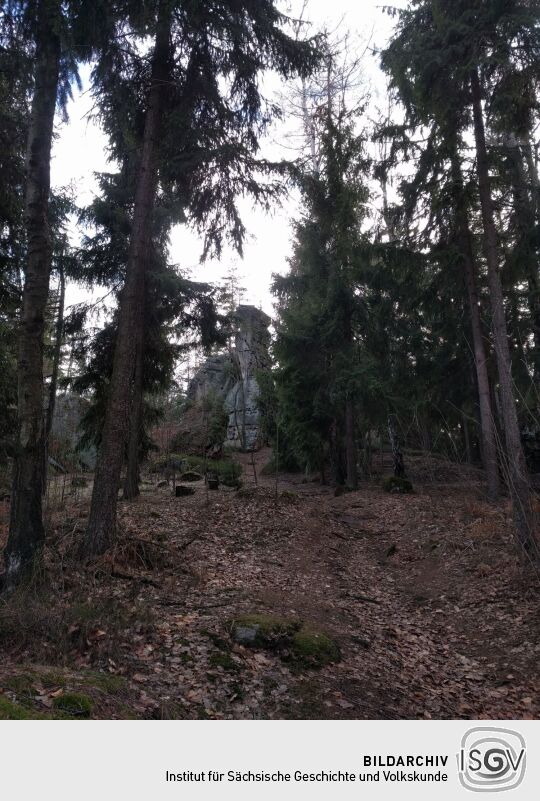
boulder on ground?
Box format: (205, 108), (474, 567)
(229, 614), (340, 669)
(175, 485), (196, 497)
(179, 471), (203, 482)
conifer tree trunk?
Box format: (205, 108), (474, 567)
(345, 397), (358, 489)
(388, 414), (405, 477)
(470, 68), (538, 558)
(523, 136), (540, 219)
(43, 261), (65, 490)
(329, 419), (344, 485)
(461, 233), (500, 498)
(3, 0), (61, 588)
(503, 132), (540, 382)
(123, 341), (143, 500)
(449, 149), (500, 500)
(84, 5), (171, 556)
(420, 419), (431, 452)
(462, 411), (472, 464)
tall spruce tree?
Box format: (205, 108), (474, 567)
(72, 158), (224, 499)
(83, 0), (319, 555)
(0, 5), (29, 467)
(381, 0), (540, 558)
(274, 106), (371, 487)
(2, 0), (113, 587)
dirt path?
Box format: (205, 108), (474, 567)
(1, 451), (539, 719)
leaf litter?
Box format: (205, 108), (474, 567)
(0, 450), (538, 719)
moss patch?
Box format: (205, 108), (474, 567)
(3, 673), (38, 697)
(81, 671), (127, 695)
(229, 614), (340, 670)
(209, 651), (242, 672)
(40, 670), (67, 688)
(0, 694), (50, 720)
(230, 614), (301, 649)
(53, 692), (93, 717)
(382, 475), (413, 494)
(279, 490), (298, 503)
(289, 628), (341, 669)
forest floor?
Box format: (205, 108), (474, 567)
(0, 449), (539, 720)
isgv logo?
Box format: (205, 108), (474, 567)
(458, 727), (526, 792)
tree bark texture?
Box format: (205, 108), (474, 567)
(470, 68), (538, 558)
(84, 5), (171, 556)
(345, 397), (358, 489)
(44, 263), (65, 470)
(503, 132), (540, 383)
(123, 339), (143, 500)
(388, 413), (405, 478)
(3, 0), (61, 588)
(449, 147), (500, 500)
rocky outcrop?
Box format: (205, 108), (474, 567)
(52, 394), (96, 469)
(225, 305), (270, 450)
(186, 353), (236, 404)
(185, 305), (271, 451)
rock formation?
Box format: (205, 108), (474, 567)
(185, 305), (271, 451)
(225, 305), (271, 450)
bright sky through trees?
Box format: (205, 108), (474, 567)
(52, 0), (407, 315)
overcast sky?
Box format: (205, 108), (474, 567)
(51, 0), (407, 317)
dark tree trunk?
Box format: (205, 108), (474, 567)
(3, 0), (61, 588)
(345, 397), (357, 489)
(388, 414), (405, 478)
(318, 445), (326, 485)
(419, 418), (431, 452)
(470, 68), (538, 559)
(329, 419), (344, 485)
(508, 290), (531, 390)
(449, 147), (500, 500)
(462, 411), (472, 464)
(123, 341), (143, 500)
(503, 132), (540, 383)
(84, 6), (171, 556)
(44, 261), (65, 489)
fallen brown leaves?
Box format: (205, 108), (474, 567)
(0, 450), (539, 719)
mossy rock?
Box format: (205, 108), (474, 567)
(52, 692), (93, 717)
(382, 475), (413, 494)
(229, 614), (340, 670)
(230, 614), (301, 649)
(175, 485), (196, 497)
(179, 471), (203, 482)
(288, 628), (341, 669)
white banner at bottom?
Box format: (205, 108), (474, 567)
(1, 720), (538, 800)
